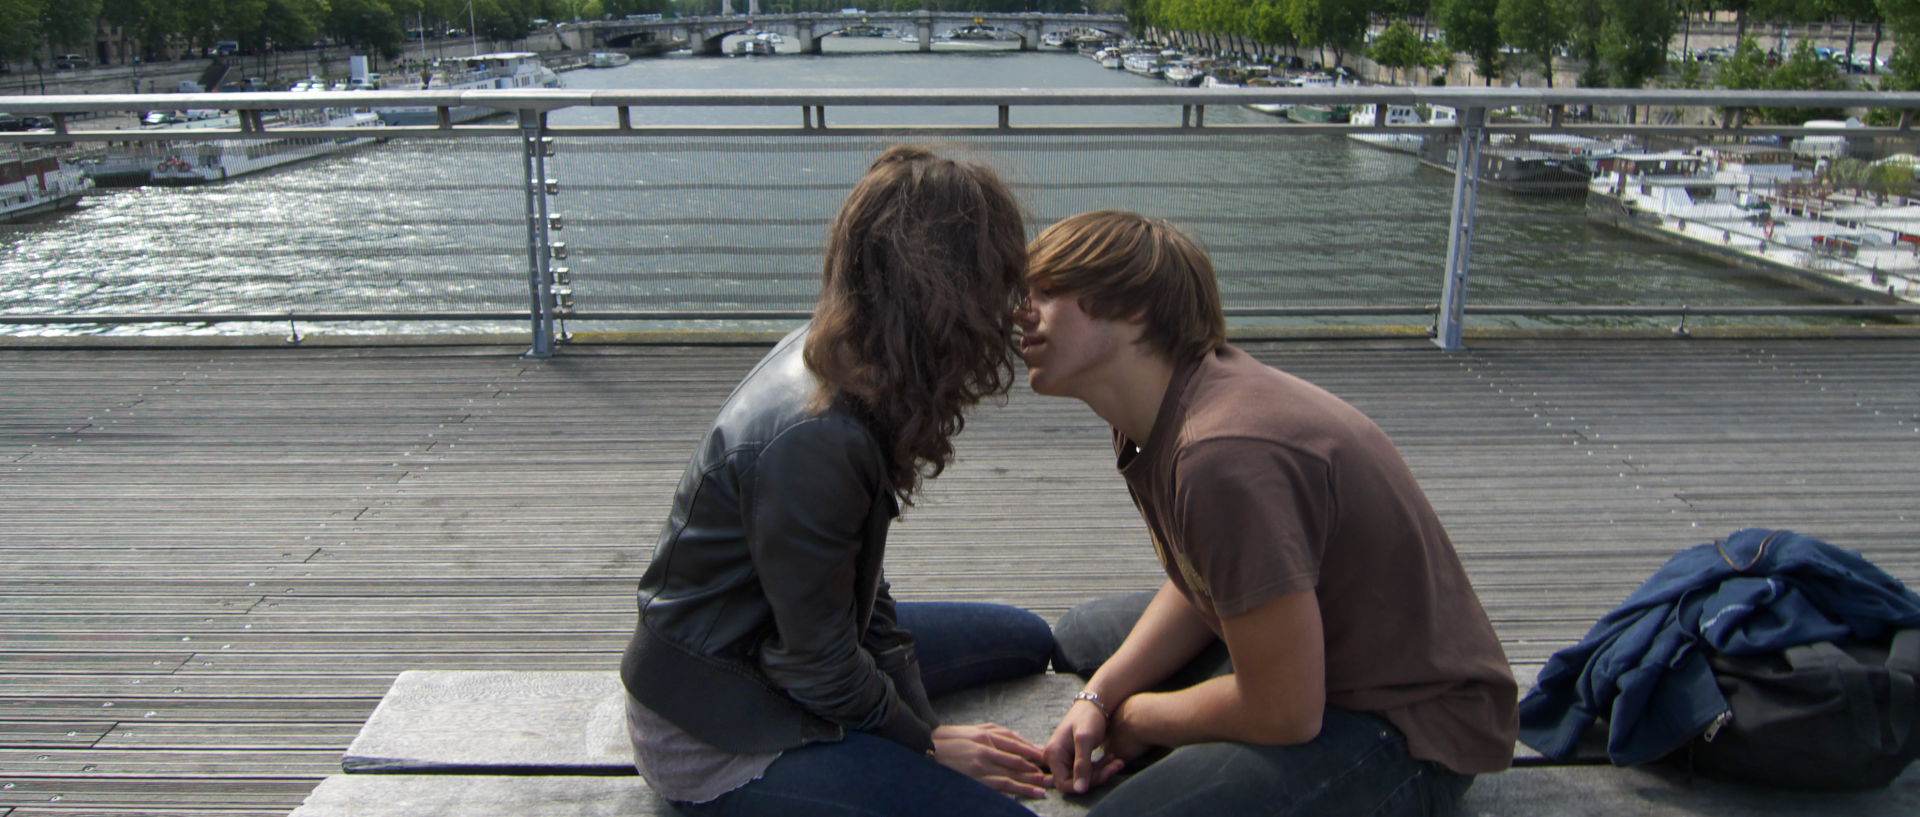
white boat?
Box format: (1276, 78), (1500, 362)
(1586, 145), (1920, 302)
(1093, 48), (1122, 69)
(376, 53), (561, 126)
(1201, 73), (1242, 89)
(755, 32), (785, 45)
(1162, 61), (1202, 86)
(0, 154), (92, 222)
(1240, 77), (1290, 116)
(1041, 32), (1069, 48)
(150, 108), (384, 184)
(588, 52), (631, 68)
(1121, 53), (1163, 78)
(899, 32), (920, 44)
(1346, 104), (1427, 154)
(77, 111), (252, 186)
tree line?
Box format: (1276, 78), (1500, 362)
(0, 0), (1127, 67)
(1127, 0), (1919, 97)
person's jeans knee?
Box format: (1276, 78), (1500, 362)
(670, 732), (1036, 817)
(1085, 709), (1471, 817)
(1052, 591), (1231, 690)
(896, 601), (1052, 698)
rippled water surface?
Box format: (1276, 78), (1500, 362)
(1, 40), (1835, 336)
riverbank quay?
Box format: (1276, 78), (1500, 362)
(1, 336), (1918, 814)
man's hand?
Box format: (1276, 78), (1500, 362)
(931, 723), (1052, 798)
(1043, 699), (1126, 795)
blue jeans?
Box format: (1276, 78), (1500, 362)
(669, 601), (1052, 817)
(1054, 591), (1473, 817)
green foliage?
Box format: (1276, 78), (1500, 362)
(1434, 0), (1503, 82)
(1717, 36), (1846, 123)
(1595, 0), (1670, 87)
(1716, 35), (1771, 89)
(1670, 53), (1705, 87)
(1248, 0), (1292, 47)
(1367, 19), (1428, 80)
(0, 0), (47, 64)
(1764, 38), (1848, 122)
(329, 0), (407, 60)
(1497, 0), (1564, 85)
(39, 0), (101, 49)
(1367, 20), (1428, 70)
(1283, 0), (1371, 55)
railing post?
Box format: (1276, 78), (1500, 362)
(1434, 106), (1485, 351)
(519, 109), (558, 358)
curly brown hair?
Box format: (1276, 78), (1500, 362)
(804, 146), (1028, 498)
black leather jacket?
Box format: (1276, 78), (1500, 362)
(620, 327), (940, 754)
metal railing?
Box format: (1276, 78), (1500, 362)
(5, 86), (1920, 355)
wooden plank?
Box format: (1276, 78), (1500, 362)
(2, 339), (1919, 815)
(0, 722), (112, 748)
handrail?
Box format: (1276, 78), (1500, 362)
(6, 86), (1919, 112)
(0, 87), (1916, 142)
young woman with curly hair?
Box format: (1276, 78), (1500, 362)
(620, 146), (1054, 817)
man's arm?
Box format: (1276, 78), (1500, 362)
(1107, 588), (1326, 754)
(1045, 580), (1217, 793)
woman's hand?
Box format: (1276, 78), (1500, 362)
(932, 723), (1052, 798)
(1043, 698), (1127, 795)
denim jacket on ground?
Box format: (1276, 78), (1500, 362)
(1518, 528), (1920, 765)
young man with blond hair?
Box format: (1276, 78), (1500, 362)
(1016, 211), (1517, 817)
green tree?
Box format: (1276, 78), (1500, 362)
(329, 0), (407, 59)
(40, 0), (102, 51)
(1434, 0), (1503, 83)
(1283, 0), (1371, 66)
(1763, 37), (1847, 122)
(1716, 34), (1771, 88)
(1595, 0), (1672, 88)
(1367, 19), (1430, 82)
(1561, 0), (1608, 85)
(0, 0), (48, 66)
(1498, 0), (1566, 86)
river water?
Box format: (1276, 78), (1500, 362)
(0, 38), (1834, 337)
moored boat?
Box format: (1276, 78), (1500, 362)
(375, 53), (562, 126)
(732, 38), (776, 56)
(1121, 53), (1163, 78)
(588, 52), (631, 68)
(1416, 133), (1589, 194)
(1162, 60), (1202, 86)
(0, 154), (92, 222)
(1585, 145), (1920, 301)
(150, 108), (384, 185)
(1346, 104), (1427, 154)
(1283, 74), (1349, 123)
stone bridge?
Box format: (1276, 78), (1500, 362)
(577, 9), (1127, 56)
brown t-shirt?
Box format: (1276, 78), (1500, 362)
(1117, 346), (1518, 775)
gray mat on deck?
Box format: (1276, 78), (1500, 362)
(290, 764), (1920, 817)
(342, 670), (1079, 773)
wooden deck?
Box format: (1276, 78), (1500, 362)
(2, 337), (1918, 815)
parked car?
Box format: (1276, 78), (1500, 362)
(52, 53), (89, 69)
